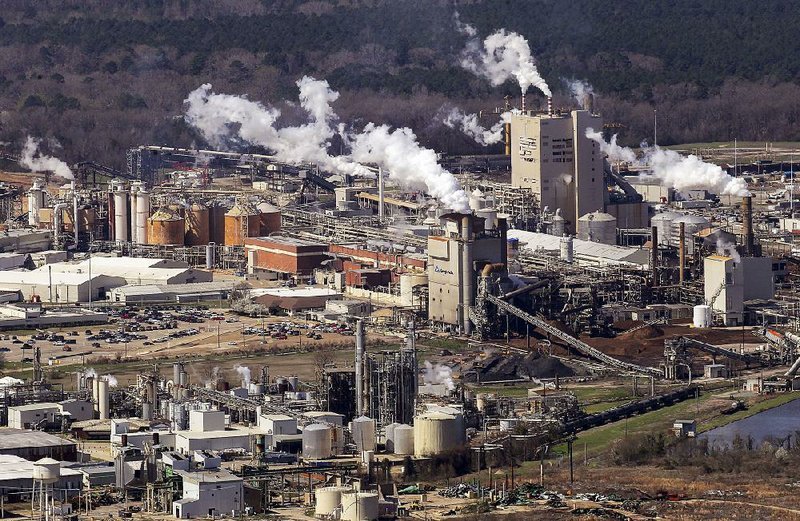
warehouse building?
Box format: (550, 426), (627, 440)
(0, 428), (77, 461)
(245, 236), (329, 279)
(108, 281), (237, 304)
(0, 455), (82, 501)
(173, 468), (244, 519)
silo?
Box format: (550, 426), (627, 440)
(32, 458), (61, 484)
(92, 377), (100, 413)
(577, 211), (617, 245)
(257, 201), (282, 235)
(651, 212), (680, 247)
(98, 379), (109, 420)
(351, 416), (376, 453)
(303, 423), (332, 459)
(134, 189), (150, 244)
(224, 203), (260, 246)
(111, 180), (129, 242)
(185, 202), (210, 246)
(315, 486), (352, 518)
(384, 422), (400, 452)
(693, 305), (712, 328)
(148, 208), (185, 246)
(208, 202), (228, 244)
(340, 492), (379, 521)
(560, 236), (574, 263)
(414, 412), (463, 457)
(393, 424), (415, 455)
(550, 210), (566, 236)
(27, 180), (45, 227)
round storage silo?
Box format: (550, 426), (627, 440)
(315, 486), (352, 518)
(384, 422), (400, 452)
(32, 458), (61, 484)
(303, 423), (332, 460)
(225, 203), (260, 246)
(550, 211), (566, 237)
(413, 412), (463, 457)
(208, 202), (228, 245)
(185, 202), (210, 246)
(340, 492), (379, 521)
(560, 235), (574, 263)
(351, 416), (376, 453)
(393, 424), (415, 455)
(693, 305), (712, 328)
(148, 208), (185, 246)
(257, 201), (282, 235)
(650, 211), (680, 246)
(577, 211), (617, 245)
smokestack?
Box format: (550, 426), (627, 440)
(679, 221), (686, 284)
(587, 93), (595, 115)
(461, 215), (474, 336)
(651, 225), (658, 287)
(499, 217), (508, 266)
(98, 379), (109, 420)
(377, 167), (385, 219)
(521, 93), (525, 113)
(547, 97), (553, 116)
(355, 320), (365, 417)
(504, 122), (511, 156)
(742, 195), (754, 256)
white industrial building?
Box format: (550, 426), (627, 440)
(108, 281), (235, 304)
(173, 469), (243, 519)
(508, 229), (651, 267)
(0, 304), (108, 329)
(0, 270), (121, 303)
(174, 410), (262, 455)
(8, 400), (93, 429)
(704, 254), (776, 326)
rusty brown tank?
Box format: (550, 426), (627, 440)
(224, 202), (260, 246)
(147, 207), (185, 246)
(185, 202), (210, 246)
(208, 202), (227, 244)
(257, 201), (281, 235)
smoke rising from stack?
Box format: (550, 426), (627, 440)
(102, 375), (118, 387)
(457, 16), (551, 98)
(20, 136), (73, 179)
(235, 365), (251, 387)
(422, 361), (455, 391)
(564, 78), (594, 110)
(716, 238), (741, 262)
(442, 108), (511, 146)
(184, 78), (470, 212)
(585, 128), (750, 197)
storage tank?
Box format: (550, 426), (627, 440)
(475, 208), (498, 231)
(393, 424), (415, 455)
(98, 378), (109, 420)
(560, 235), (574, 263)
(384, 422), (400, 452)
(206, 243), (215, 270)
(27, 180), (45, 226)
(111, 180), (129, 242)
(315, 486), (353, 518)
(287, 376), (299, 391)
(257, 201), (281, 235)
(303, 423), (332, 459)
(148, 208), (185, 246)
(671, 214), (710, 254)
(577, 211), (617, 245)
(551, 210), (566, 236)
(351, 416), (376, 453)
(134, 188), (150, 244)
(340, 492), (379, 521)
(693, 305), (712, 328)
(32, 458), (61, 484)
(185, 202), (210, 246)
(413, 412), (464, 457)
(651, 211), (680, 246)
(208, 202), (228, 244)
(224, 203), (260, 245)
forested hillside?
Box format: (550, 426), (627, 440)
(1, 0), (798, 168)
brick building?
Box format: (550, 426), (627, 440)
(244, 237), (330, 278)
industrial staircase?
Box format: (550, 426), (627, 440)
(485, 294), (662, 376)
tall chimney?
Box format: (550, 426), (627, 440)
(461, 215), (474, 336)
(547, 97), (553, 116)
(742, 195), (754, 256)
(355, 320), (365, 417)
(679, 221), (686, 283)
(504, 121), (511, 156)
(377, 167), (385, 220)
(651, 225), (658, 287)
(521, 93), (526, 113)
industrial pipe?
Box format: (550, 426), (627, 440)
(651, 225), (658, 287)
(742, 195), (754, 256)
(355, 320), (365, 417)
(679, 221), (686, 283)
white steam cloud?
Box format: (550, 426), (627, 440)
(20, 137), (73, 179)
(716, 238), (741, 263)
(184, 78), (469, 212)
(84, 368), (97, 379)
(457, 17), (551, 97)
(564, 78), (594, 110)
(442, 108), (511, 146)
(102, 375), (118, 387)
(585, 127), (750, 197)
(235, 365), (251, 387)
(423, 361), (455, 391)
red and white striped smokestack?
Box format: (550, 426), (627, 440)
(521, 93), (526, 113)
(547, 97), (553, 116)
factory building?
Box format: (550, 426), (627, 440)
(704, 254), (776, 326)
(108, 281), (236, 304)
(0, 455), (82, 501)
(173, 469), (244, 519)
(428, 213), (507, 333)
(511, 109), (604, 232)
(0, 429), (77, 461)
(244, 236), (330, 279)
(8, 400), (93, 429)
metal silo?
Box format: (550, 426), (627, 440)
(351, 416), (376, 453)
(315, 486), (352, 518)
(393, 424), (415, 455)
(303, 423), (332, 460)
(413, 411), (463, 457)
(577, 211), (617, 245)
(147, 208), (185, 246)
(224, 202), (260, 246)
(340, 492), (379, 521)
(185, 202), (210, 246)
(111, 180), (129, 242)
(208, 202), (228, 244)
(257, 201), (282, 235)
(651, 211), (680, 246)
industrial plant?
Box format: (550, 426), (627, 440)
(0, 16), (796, 521)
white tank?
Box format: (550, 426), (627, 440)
(475, 208), (498, 231)
(287, 376), (299, 391)
(551, 210), (565, 236)
(206, 243), (215, 269)
(693, 305), (712, 328)
(112, 181), (129, 242)
(32, 458), (60, 483)
(577, 211), (617, 245)
(27, 180), (45, 226)
(351, 416), (376, 453)
(651, 211), (680, 246)
(315, 486), (352, 518)
(384, 423), (400, 452)
(560, 236), (574, 263)
(303, 423), (332, 459)
(340, 492), (379, 521)
(413, 412), (464, 457)
(92, 377), (100, 413)
(98, 378), (109, 420)
(135, 189), (150, 244)
(393, 424), (415, 455)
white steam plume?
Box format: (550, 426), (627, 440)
(564, 78), (594, 110)
(84, 368), (97, 379)
(422, 361), (455, 391)
(184, 78), (469, 212)
(443, 108), (511, 146)
(585, 127), (750, 197)
(20, 136), (73, 179)
(102, 375), (118, 387)
(235, 365), (251, 387)
(457, 17), (551, 97)
(716, 239), (741, 263)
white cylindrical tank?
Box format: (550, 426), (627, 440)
(32, 458), (61, 484)
(287, 376), (299, 391)
(92, 377), (100, 413)
(303, 423), (332, 460)
(393, 424), (415, 455)
(693, 305), (712, 328)
(27, 180), (45, 226)
(98, 379), (109, 420)
(315, 486), (352, 518)
(475, 208), (498, 231)
(577, 211), (617, 245)
(341, 492), (379, 521)
(384, 422), (400, 452)
(413, 412), (464, 457)
(113, 183), (129, 242)
(560, 236), (574, 263)
(551, 210), (565, 236)
(651, 212), (680, 246)
(206, 242), (215, 270)
(135, 189), (150, 244)
(351, 416), (376, 453)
